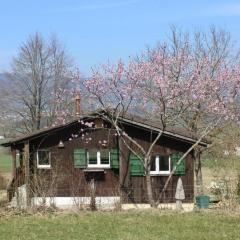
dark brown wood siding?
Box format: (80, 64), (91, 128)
(29, 126), (119, 198)
(27, 121), (194, 203)
(119, 125), (194, 203)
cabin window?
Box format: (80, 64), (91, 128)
(150, 155), (170, 175)
(37, 149), (51, 169)
(150, 155), (159, 174)
(87, 148), (110, 168)
(100, 149), (110, 165)
(159, 156), (170, 173)
(88, 149), (98, 165)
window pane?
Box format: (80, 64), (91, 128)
(88, 149), (97, 164)
(100, 149), (109, 165)
(38, 150), (50, 165)
(150, 156), (156, 171)
(159, 156), (169, 171)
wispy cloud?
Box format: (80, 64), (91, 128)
(208, 3), (240, 16)
(48, 0), (139, 14)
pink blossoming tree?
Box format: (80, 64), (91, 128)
(77, 28), (240, 206)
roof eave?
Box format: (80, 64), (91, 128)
(118, 117), (209, 147)
(1, 112), (210, 148)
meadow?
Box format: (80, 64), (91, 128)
(0, 145), (11, 173)
(0, 210), (239, 240)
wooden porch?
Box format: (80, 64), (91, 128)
(7, 142), (30, 206)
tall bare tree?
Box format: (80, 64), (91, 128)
(3, 32), (74, 132)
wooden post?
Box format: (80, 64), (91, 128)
(24, 142), (31, 207)
(11, 147), (17, 179)
(89, 179), (96, 211)
(19, 150), (23, 168)
(8, 147), (17, 202)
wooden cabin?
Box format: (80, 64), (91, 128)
(1, 111), (208, 208)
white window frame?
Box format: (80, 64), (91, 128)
(87, 150), (110, 168)
(37, 149), (51, 169)
(150, 156), (159, 175)
(150, 155), (171, 175)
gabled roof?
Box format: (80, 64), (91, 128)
(117, 114), (210, 146)
(1, 110), (210, 147)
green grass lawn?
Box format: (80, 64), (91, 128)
(0, 139), (11, 174)
(0, 148), (11, 173)
(0, 211), (239, 240)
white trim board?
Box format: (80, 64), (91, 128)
(31, 196), (120, 208)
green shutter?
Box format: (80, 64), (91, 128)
(110, 149), (119, 169)
(130, 154), (144, 176)
(171, 153), (185, 175)
(74, 149), (87, 168)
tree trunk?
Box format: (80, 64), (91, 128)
(146, 174), (156, 207)
(194, 148), (203, 195)
(145, 166), (157, 208)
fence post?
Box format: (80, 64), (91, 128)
(89, 178), (96, 210)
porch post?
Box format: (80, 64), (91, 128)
(19, 149), (23, 168)
(24, 141), (31, 207)
(11, 147), (17, 179)
(8, 147), (17, 202)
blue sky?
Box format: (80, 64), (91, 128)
(1, 0), (240, 76)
